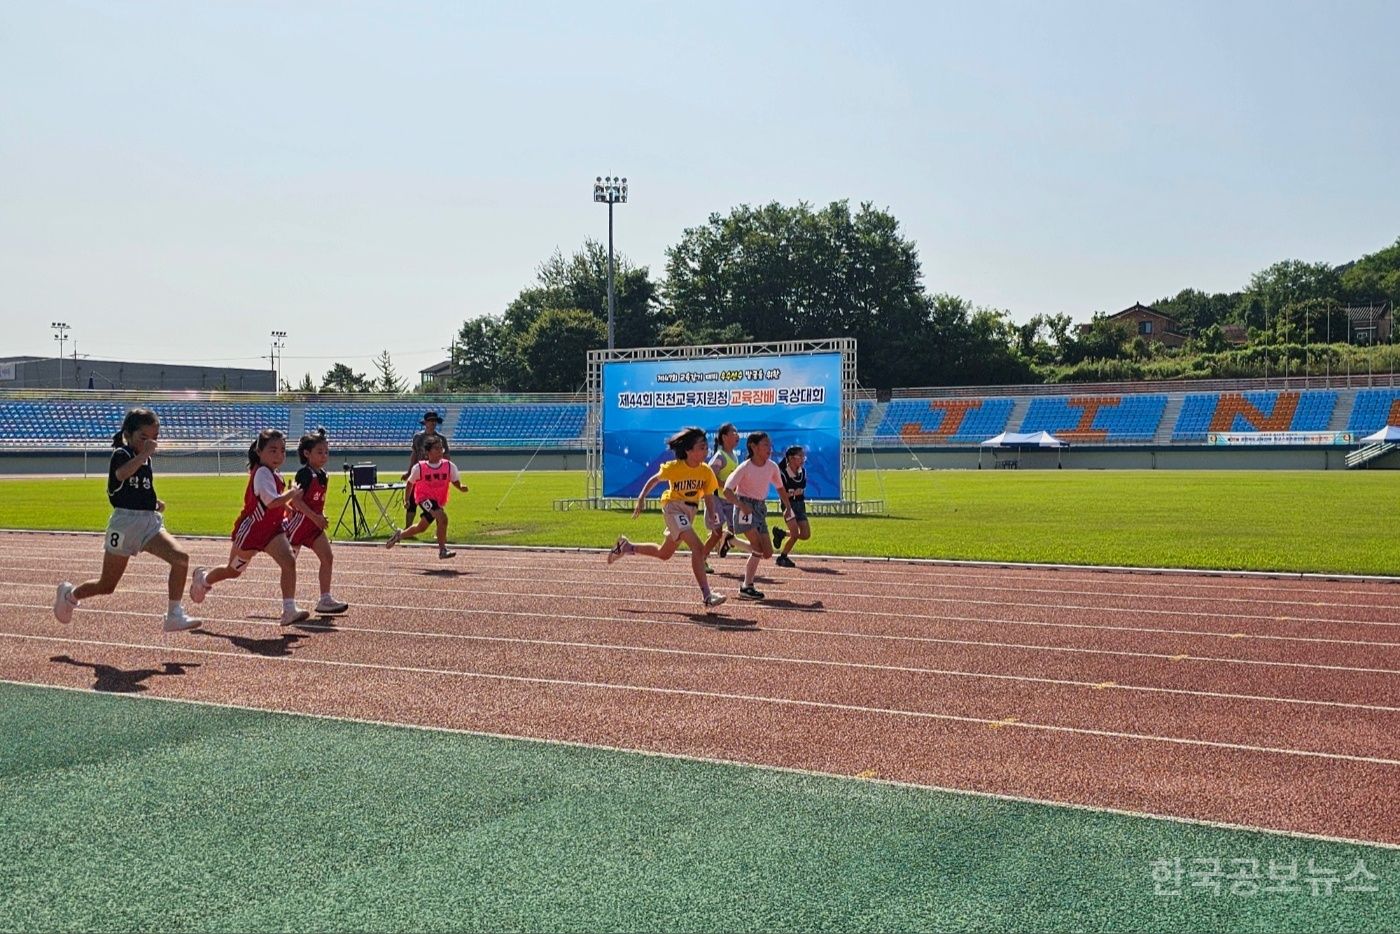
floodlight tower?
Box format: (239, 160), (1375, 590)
(592, 175), (628, 350)
(270, 330), (287, 391)
(52, 322), (70, 388)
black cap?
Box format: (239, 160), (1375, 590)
(422, 411), (442, 425)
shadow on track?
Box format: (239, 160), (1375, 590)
(49, 655), (200, 693)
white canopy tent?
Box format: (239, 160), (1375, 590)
(979, 431), (1067, 469)
(1360, 426), (1400, 443)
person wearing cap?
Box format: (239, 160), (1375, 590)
(403, 411), (451, 529)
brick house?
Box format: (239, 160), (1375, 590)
(1078, 302), (1188, 348)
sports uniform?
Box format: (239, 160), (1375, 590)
(656, 458), (719, 538)
(231, 465), (289, 552)
(284, 466), (328, 549)
(407, 457), (460, 514)
(104, 445), (164, 556)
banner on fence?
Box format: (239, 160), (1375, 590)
(1206, 431), (1355, 446)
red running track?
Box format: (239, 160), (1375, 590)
(0, 530), (1397, 846)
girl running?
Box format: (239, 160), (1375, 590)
(54, 408), (200, 632)
(772, 444), (810, 568)
(721, 431), (796, 600)
(190, 429), (311, 625)
(607, 426), (727, 609)
(702, 422), (744, 569)
(284, 429), (350, 615)
(386, 436), (466, 559)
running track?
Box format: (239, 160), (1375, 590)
(1, 530), (1397, 848)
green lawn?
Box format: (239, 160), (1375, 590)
(1, 469), (1396, 575)
(2, 683), (1395, 933)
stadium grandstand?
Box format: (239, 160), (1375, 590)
(4, 374), (1400, 472)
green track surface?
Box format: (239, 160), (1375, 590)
(1, 683), (1396, 933)
(2, 469), (1399, 575)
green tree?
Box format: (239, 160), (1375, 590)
(449, 316), (513, 391)
(320, 363), (374, 393)
(372, 350), (406, 394)
(1341, 236), (1400, 309)
(515, 308), (608, 392)
(662, 200), (939, 388)
(1062, 315), (1133, 365)
(295, 372), (316, 393)
(1243, 259), (1342, 319)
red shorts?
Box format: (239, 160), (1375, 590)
(284, 513), (325, 549)
(232, 514), (285, 553)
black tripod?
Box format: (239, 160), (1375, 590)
(333, 465), (371, 539)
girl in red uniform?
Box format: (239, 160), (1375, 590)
(284, 428), (349, 615)
(190, 429), (310, 625)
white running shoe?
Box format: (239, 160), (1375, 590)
(704, 592), (727, 609)
(607, 536), (630, 565)
(439, 548), (456, 560)
(280, 606), (311, 626)
(189, 567), (210, 604)
(314, 595), (349, 615)
(54, 582), (78, 624)
(162, 605), (200, 632)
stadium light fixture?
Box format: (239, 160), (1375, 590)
(52, 322), (70, 389)
(592, 175), (628, 349)
(270, 330), (287, 392)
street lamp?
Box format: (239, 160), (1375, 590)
(52, 322), (70, 389)
(592, 175), (628, 349)
(270, 330), (287, 392)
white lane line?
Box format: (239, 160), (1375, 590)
(5, 677), (1397, 852)
(9, 577), (1400, 653)
(2, 629), (1399, 768)
(4, 595), (1400, 682)
(3, 601), (1396, 715)
(9, 531), (1400, 597)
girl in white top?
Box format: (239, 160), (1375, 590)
(721, 431), (796, 601)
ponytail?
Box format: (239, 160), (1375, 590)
(113, 408), (158, 448)
(248, 428), (286, 469)
(297, 427), (329, 464)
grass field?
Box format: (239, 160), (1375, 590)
(3, 683), (1396, 933)
(1, 468), (1397, 575)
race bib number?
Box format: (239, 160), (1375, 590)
(109, 531), (123, 550)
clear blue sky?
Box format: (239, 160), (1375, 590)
(3, 0), (1397, 386)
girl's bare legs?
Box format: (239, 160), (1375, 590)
(309, 534), (335, 595)
(141, 530), (190, 600)
(73, 552), (130, 600)
(204, 545), (254, 587)
(264, 535), (298, 600)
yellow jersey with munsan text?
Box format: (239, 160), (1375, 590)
(658, 458), (719, 506)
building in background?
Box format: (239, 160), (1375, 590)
(0, 356), (276, 392)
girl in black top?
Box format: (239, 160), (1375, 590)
(772, 445), (810, 569)
(54, 408), (200, 631)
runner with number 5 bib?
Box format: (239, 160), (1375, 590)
(606, 426), (728, 610)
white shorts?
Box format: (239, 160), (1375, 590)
(662, 500), (698, 539)
(105, 508), (164, 557)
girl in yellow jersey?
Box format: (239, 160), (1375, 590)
(607, 426), (728, 609)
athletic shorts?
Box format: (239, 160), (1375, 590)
(284, 513), (325, 550)
(732, 497), (769, 537)
(105, 508), (164, 557)
(662, 500), (698, 538)
(232, 514), (284, 553)
(416, 498), (444, 515)
(705, 499), (734, 531)
(788, 497), (808, 523)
